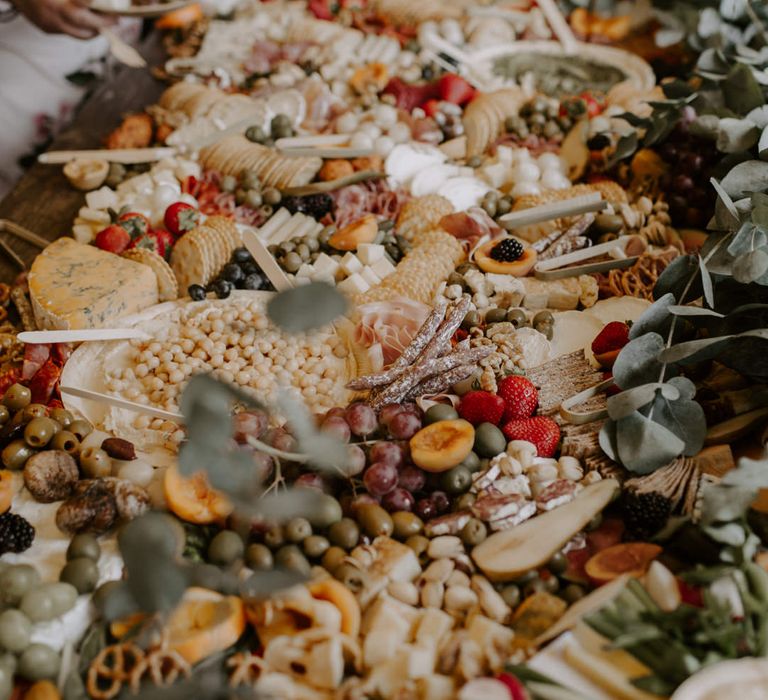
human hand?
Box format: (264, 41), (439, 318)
(14, 0), (116, 38)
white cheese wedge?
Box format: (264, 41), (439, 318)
(356, 243), (385, 265)
(313, 253), (340, 277)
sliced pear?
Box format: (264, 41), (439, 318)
(472, 479), (619, 582)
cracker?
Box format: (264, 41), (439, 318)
(171, 233), (209, 293)
(121, 249), (179, 302)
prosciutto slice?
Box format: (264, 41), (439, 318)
(439, 207), (503, 252)
(354, 297), (430, 368)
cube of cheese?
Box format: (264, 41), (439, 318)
(357, 243), (385, 265)
(417, 675), (456, 700)
(340, 252), (363, 275)
(29, 238), (159, 330)
(394, 644), (436, 679)
(337, 273), (369, 295)
(85, 187), (118, 211)
(313, 253), (340, 277)
(360, 267), (381, 287)
(370, 257), (396, 279)
(295, 263), (314, 278)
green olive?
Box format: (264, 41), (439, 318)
(485, 308), (508, 325)
(51, 430), (80, 455)
(208, 530), (244, 566)
(285, 517), (313, 543)
(245, 125), (267, 143)
(274, 545), (310, 575)
(356, 504), (393, 539)
(543, 574), (560, 594)
(245, 543), (273, 570)
(440, 465), (472, 495)
(245, 189), (263, 209)
(91, 580), (123, 616)
(523, 578), (549, 598)
(3, 384), (31, 411)
(263, 525), (285, 550)
(327, 518), (360, 550)
(473, 422), (507, 458)
(302, 535), (330, 559)
(67, 533), (100, 561)
(510, 569), (539, 586)
(20, 582), (77, 622)
(594, 213), (624, 234)
(405, 534), (429, 557)
(500, 584), (521, 608)
(24, 417), (58, 449)
(547, 551), (568, 576)
(220, 175), (237, 193)
(447, 271), (464, 287)
(50, 409), (74, 428)
(307, 494), (342, 530)
(0, 609), (32, 653)
(0, 406), (9, 425)
(1, 440), (33, 470)
(0, 565), (40, 605)
(283, 252), (303, 273)
(262, 187), (282, 206)
(460, 518), (487, 546)
(561, 583), (586, 604)
(0, 652), (16, 675)
(22, 404), (48, 423)
(461, 310), (481, 331)
(60, 557), (99, 594)
(506, 308), (528, 328)
(321, 546), (347, 573)
(188, 563), (225, 592)
(79, 447), (112, 478)
(391, 511), (423, 540)
(0, 662), (12, 700)
(333, 563), (367, 594)
(532, 310), (554, 327)
(424, 404), (459, 425)
(454, 493), (476, 512)
(459, 451), (481, 473)
(497, 197), (512, 215)
(69, 420), (93, 442)
(17, 643), (60, 682)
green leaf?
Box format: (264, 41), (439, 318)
(616, 411), (686, 474)
(651, 395), (707, 456)
(240, 569), (307, 599)
(657, 335), (733, 363)
(752, 207), (768, 227)
(606, 383), (663, 420)
(733, 249), (768, 283)
(720, 161), (768, 201)
(607, 132), (639, 168)
(716, 117), (759, 152)
(613, 333), (668, 390)
(667, 305), (724, 317)
(667, 376), (697, 400)
(256, 487), (328, 521)
(705, 522), (747, 546)
(699, 254), (715, 307)
(267, 281), (348, 333)
(722, 62), (765, 114)
(711, 177), (741, 221)
(728, 222), (761, 255)
(654, 256), (702, 302)
(630, 293), (675, 339)
(599, 420), (619, 462)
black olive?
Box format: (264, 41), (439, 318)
(188, 284), (206, 301)
(213, 280), (233, 299)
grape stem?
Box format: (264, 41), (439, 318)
(245, 435), (309, 463)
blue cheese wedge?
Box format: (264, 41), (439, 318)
(29, 238), (160, 330)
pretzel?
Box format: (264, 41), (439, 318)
(87, 643), (145, 700)
(227, 652), (268, 688)
(130, 647), (191, 693)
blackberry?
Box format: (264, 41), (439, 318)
(0, 512), (35, 554)
(490, 238), (524, 262)
(281, 193), (334, 220)
(621, 491), (672, 540)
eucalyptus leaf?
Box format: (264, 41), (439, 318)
(667, 376), (697, 400)
(700, 483), (759, 525)
(657, 335), (733, 363)
(612, 333), (668, 390)
(722, 61), (765, 114)
(733, 248), (768, 282)
(752, 206), (768, 226)
(616, 411), (686, 474)
(240, 569), (307, 599)
(699, 254), (715, 307)
(598, 420), (619, 462)
(727, 222), (761, 255)
(722, 456), (768, 488)
(606, 383), (662, 420)
(267, 281), (348, 333)
(256, 487), (328, 521)
(711, 177), (741, 220)
(630, 293), (675, 339)
(667, 305), (724, 317)
(720, 160), (768, 200)
(607, 132), (639, 167)
(654, 256), (702, 302)
(716, 117), (759, 152)
(651, 395), (707, 456)
(704, 523), (747, 546)
(760, 125), (768, 161)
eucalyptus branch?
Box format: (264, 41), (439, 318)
(245, 435), (309, 463)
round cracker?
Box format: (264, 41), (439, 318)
(171, 233), (209, 293)
(122, 249), (179, 301)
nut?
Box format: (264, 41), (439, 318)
(557, 456), (583, 481)
(446, 570), (471, 588)
(56, 480), (117, 534)
(387, 581), (419, 606)
(471, 576), (511, 623)
(23, 450), (79, 503)
(101, 438), (136, 461)
(444, 586), (478, 612)
(420, 581), (445, 609)
(422, 558), (455, 584)
(427, 536), (464, 560)
(103, 478), (150, 521)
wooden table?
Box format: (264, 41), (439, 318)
(0, 32), (167, 282)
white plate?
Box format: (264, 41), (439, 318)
(91, 0), (192, 17)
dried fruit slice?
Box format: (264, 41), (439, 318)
(163, 465), (233, 525)
(0, 470), (12, 514)
(409, 419), (475, 473)
(308, 578), (361, 638)
(166, 587), (246, 665)
(584, 542), (662, 586)
(328, 214), (379, 251)
(474, 240), (537, 276)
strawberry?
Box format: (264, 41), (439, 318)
(495, 674), (530, 700)
(94, 225), (131, 254)
(591, 321), (630, 368)
(116, 212), (150, 239)
(501, 416), (560, 457)
(164, 202), (200, 237)
(497, 375), (538, 422)
(422, 99), (442, 118)
(129, 230), (174, 259)
(458, 390), (505, 426)
(438, 73), (475, 106)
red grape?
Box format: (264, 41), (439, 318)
(345, 402), (378, 437)
(342, 444), (366, 477)
(400, 402), (422, 417)
(672, 174), (694, 193)
(415, 498), (437, 520)
(378, 404), (402, 428)
(232, 410), (268, 443)
(381, 488), (415, 512)
(294, 473), (325, 491)
(369, 441), (405, 469)
(251, 451), (274, 482)
(349, 493), (379, 514)
(430, 490), (451, 514)
(363, 461), (398, 497)
(398, 465), (426, 493)
(388, 412), (422, 440)
(320, 416), (351, 443)
(325, 407), (346, 420)
(267, 428), (298, 454)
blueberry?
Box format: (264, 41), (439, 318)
(222, 263), (244, 283)
(232, 247), (253, 264)
(214, 280), (233, 299)
(242, 262), (259, 276)
(188, 284), (206, 301)
(244, 273), (265, 290)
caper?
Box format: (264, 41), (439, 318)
(274, 545), (310, 575)
(234, 188), (248, 205)
(240, 170), (261, 190)
(69, 420), (93, 442)
(496, 197), (512, 215)
(0, 652), (16, 675)
(327, 518), (359, 550)
(271, 114), (292, 133)
(0, 565), (40, 606)
(460, 518), (487, 546)
(263, 524), (285, 549)
(285, 517), (313, 543)
(505, 115), (521, 132)
(454, 493), (476, 511)
(60, 557), (99, 594)
(302, 535), (330, 559)
(307, 494), (342, 530)
(0, 406), (10, 425)
(304, 236), (319, 253)
(3, 384), (30, 411)
(283, 252), (303, 273)
(0, 609), (32, 653)
(51, 430), (80, 455)
(532, 310), (554, 327)
(20, 582), (77, 622)
(79, 447), (112, 478)
(333, 563), (367, 594)
(17, 644), (60, 682)
(485, 308), (508, 325)
(318, 226), (336, 246)
(22, 404), (48, 422)
(500, 584), (521, 608)
(67, 533), (100, 562)
(23, 417), (58, 449)
(506, 308), (528, 327)
(208, 530), (244, 566)
(391, 511), (423, 540)
(220, 175), (237, 193)
(245, 125), (267, 143)
(405, 534), (429, 557)
(542, 574), (560, 594)
(2, 440), (33, 470)
(424, 404), (459, 425)
(547, 551), (568, 576)
(356, 504), (393, 539)
(245, 189), (263, 209)
(245, 543), (273, 570)
(262, 187), (282, 206)
(523, 578), (549, 598)
(561, 583), (586, 604)
(461, 310), (481, 331)
(49, 409), (74, 428)
(91, 580), (122, 614)
(441, 465), (472, 495)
